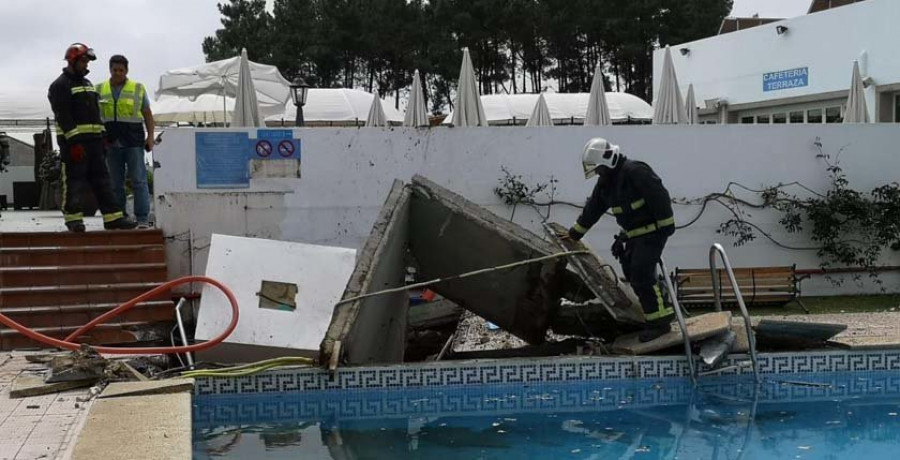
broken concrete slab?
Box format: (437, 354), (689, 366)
(409, 299), (464, 330)
(408, 176), (567, 344)
(612, 311), (733, 355)
(732, 318), (751, 353)
(99, 378), (194, 399)
(71, 392), (191, 460)
(755, 319), (847, 349)
(698, 329), (736, 367)
(198, 234), (356, 363)
(544, 222), (644, 326)
(322, 180), (412, 365)
(10, 373), (94, 398)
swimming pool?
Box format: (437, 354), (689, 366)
(191, 350), (900, 459)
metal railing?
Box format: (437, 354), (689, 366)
(709, 243), (760, 383)
(658, 257), (696, 385)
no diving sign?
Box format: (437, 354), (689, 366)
(256, 140), (272, 157)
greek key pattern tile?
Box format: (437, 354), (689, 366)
(192, 350), (900, 396)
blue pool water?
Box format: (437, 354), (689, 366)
(193, 371), (900, 459)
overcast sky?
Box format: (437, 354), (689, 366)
(0, 0), (811, 119)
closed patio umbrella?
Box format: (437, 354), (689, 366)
(685, 83), (699, 125)
(844, 60), (869, 123)
(585, 62), (611, 126)
(365, 91), (388, 127)
(232, 48), (260, 127)
(526, 93), (553, 127)
(450, 48), (488, 127)
(404, 70), (429, 127)
(653, 46), (688, 124)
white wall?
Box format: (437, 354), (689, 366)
(655, 0), (898, 120)
(154, 125), (900, 295)
(0, 166), (35, 207)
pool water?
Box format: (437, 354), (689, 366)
(193, 372), (900, 459)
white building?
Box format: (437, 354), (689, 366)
(654, 0), (900, 124)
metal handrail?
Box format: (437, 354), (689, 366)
(659, 257), (696, 385)
(709, 243), (760, 383)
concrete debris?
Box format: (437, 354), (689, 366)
(754, 319), (847, 350)
(322, 176), (641, 366)
(612, 312), (732, 355)
(99, 379), (194, 399)
(698, 329), (737, 367)
(10, 373), (93, 398)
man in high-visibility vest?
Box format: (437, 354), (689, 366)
(97, 54), (155, 229)
(48, 43), (135, 232)
(565, 137), (676, 343)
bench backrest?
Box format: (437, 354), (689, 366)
(674, 265), (798, 306)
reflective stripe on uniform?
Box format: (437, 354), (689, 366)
(572, 223), (589, 234)
(65, 213), (84, 223)
(644, 284), (674, 321)
(70, 85), (97, 95)
(611, 206), (623, 214)
(630, 198), (645, 210)
(102, 211), (124, 223)
(623, 216), (675, 238)
(656, 216), (675, 228)
(61, 162), (68, 215)
(62, 124), (105, 139)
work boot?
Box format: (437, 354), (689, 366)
(66, 220), (86, 233)
(104, 217), (138, 230)
(638, 316), (674, 343)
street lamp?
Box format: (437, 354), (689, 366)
(290, 76), (310, 127)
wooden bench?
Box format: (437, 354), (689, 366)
(673, 265), (808, 313)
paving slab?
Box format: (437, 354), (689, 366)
(612, 312), (732, 355)
(9, 373), (94, 399)
(828, 336), (900, 349)
(71, 392), (191, 460)
(98, 378), (194, 399)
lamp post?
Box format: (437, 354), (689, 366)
(290, 76), (310, 127)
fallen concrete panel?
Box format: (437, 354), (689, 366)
(408, 175), (567, 344)
(98, 378), (194, 399)
(197, 234), (356, 363)
(755, 319), (847, 349)
(321, 180), (411, 365)
(71, 392), (191, 460)
(10, 373), (93, 398)
(544, 222), (644, 326)
(732, 318), (751, 353)
(612, 311), (733, 355)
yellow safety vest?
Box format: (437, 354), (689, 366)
(97, 79), (145, 123)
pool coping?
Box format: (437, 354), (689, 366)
(194, 348), (900, 396)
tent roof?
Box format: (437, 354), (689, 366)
(443, 92), (652, 125)
(265, 88), (404, 124)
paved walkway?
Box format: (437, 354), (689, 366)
(0, 210), (105, 233)
(0, 353), (94, 460)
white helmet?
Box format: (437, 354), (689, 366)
(582, 137), (621, 179)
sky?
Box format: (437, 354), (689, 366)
(0, 0), (812, 119)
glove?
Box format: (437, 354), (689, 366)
(610, 233), (626, 260)
(567, 227), (584, 241)
(69, 143), (85, 163)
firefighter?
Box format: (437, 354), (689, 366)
(566, 137), (676, 342)
(47, 43), (135, 232)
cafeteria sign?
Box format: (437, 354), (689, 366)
(763, 67), (809, 92)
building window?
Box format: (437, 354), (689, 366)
(756, 115), (770, 124)
(807, 108), (823, 124)
(789, 111), (804, 124)
(825, 106), (842, 123)
(773, 113), (787, 124)
(894, 94), (900, 122)
(741, 116), (754, 124)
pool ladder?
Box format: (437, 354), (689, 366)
(659, 243), (760, 384)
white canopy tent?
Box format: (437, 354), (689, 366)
(443, 92), (652, 125)
(265, 88), (403, 126)
(156, 54), (290, 120)
(154, 94), (235, 124)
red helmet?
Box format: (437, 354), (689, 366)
(64, 43), (96, 63)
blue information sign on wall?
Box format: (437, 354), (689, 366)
(763, 67), (809, 92)
(195, 130), (301, 188)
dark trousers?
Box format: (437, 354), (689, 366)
(60, 138), (123, 223)
(620, 233), (673, 321)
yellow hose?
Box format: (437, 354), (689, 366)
(181, 356), (314, 378)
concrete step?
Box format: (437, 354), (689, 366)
(0, 282), (170, 308)
(0, 229), (164, 248)
(0, 322), (145, 350)
(0, 263), (168, 288)
(0, 300), (175, 328)
(0, 244), (165, 267)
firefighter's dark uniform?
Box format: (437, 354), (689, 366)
(48, 68), (124, 226)
(569, 156), (676, 323)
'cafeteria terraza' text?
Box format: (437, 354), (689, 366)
(763, 67), (809, 92)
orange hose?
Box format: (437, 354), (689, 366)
(0, 276), (239, 355)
